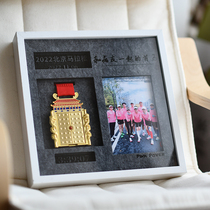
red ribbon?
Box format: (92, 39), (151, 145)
(56, 83), (75, 97)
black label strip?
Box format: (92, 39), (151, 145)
(34, 51), (92, 69)
(55, 152), (96, 164)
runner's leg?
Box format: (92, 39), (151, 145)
(125, 120), (129, 135)
(110, 122), (115, 138)
(133, 122), (136, 134)
(146, 125), (151, 139)
(137, 125), (141, 142)
(149, 126), (153, 139)
(109, 123), (112, 138)
(142, 122), (145, 136)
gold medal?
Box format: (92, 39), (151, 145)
(49, 83), (91, 148)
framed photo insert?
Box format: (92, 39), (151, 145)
(13, 30), (186, 188)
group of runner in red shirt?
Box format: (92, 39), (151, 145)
(107, 102), (160, 145)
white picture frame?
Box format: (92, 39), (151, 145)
(13, 30), (186, 188)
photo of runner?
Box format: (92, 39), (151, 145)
(102, 76), (163, 155)
(107, 105), (116, 142)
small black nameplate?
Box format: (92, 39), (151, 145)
(34, 52), (92, 69)
(55, 152), (96, 164)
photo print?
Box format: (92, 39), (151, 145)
(102, 76), (163, 155)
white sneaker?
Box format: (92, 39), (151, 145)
(154, 133), (157, 137)
(138, 137), (141, 142)
(147, 136), (151, 140)
(133, 132), (136, 135)
(151, 139), (154, 145)
(156, 137), (159, 140)
(129, 138), (133, 142)
(130, 135), (134, 138)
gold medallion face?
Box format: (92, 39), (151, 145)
(49, 92), (91, 148)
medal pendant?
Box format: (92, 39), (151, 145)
(49, 83), (91, 148)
